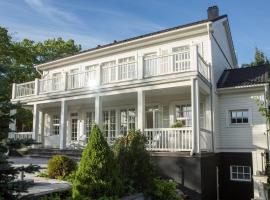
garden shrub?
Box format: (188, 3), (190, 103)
(113, 130), (155, 194)
(72, 124), (123, 199)
(151, 178), (182, 200)
(47, 155), (77, 179)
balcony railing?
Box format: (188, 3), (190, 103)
(101, 62), (137, 84)
(12, 46), (210, 99)
(68, 69), (97, 89)
(39, 76), (64, 94)
(8, 132), (33, 140)
(143, 128), (192, 151)
(144, 51), (191, 77)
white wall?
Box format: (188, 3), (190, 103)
(217, 90), (267, 152)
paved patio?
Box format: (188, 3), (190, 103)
(8, 156), (71, 198)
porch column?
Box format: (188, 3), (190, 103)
(195, 79), (201, 153)
(60, 100), (67, 149)
(95, 96), (102, 127)
(9, 109), (17, 138)
(137, 89), (145, 131)
(40, 111), (45, 147)
(32, 104), (39, 141)
(191, 78), (201, 154)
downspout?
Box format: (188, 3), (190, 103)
(35, 65), (43, 78)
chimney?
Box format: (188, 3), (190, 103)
(207, 6), (219, 20)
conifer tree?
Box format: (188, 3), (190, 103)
(72, 125), (123, 199)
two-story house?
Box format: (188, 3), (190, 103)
(9, 6), (269, 200)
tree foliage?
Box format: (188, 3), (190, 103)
(242, 47), (270, 67)
(0, 26), (81, 198)
(113, 130), (155, 194)
(72, 125), (123, 199)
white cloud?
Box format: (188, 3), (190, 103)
(24, 0), (83, 27)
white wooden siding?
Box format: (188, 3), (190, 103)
(217, 91), (267, 151)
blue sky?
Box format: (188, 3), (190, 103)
(0, 0), (269, 65)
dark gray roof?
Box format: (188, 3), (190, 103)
(217, 65), (269, 88)
(40, 15), (227, 65)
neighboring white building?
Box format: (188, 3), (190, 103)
(9, 6), (269, 200)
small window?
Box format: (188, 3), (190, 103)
(52, 115), (60, 135)
(175, 104), (192, 127)
(230, 165), (251, 182)
(230, 110), (249, 124)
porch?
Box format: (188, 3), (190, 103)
(9, 83), (213, 153)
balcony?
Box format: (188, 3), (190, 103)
(11, 46), (210, 100)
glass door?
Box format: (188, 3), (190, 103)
(103, 110), (116, 140)
(70, 113), (79, 141)
(146, 105), (162, 128)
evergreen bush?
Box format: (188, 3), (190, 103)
(151, 178), (182, 200)
(47, 155), (77, 179)
(72, 124), (123, 199)
(113, 130), (155, 194)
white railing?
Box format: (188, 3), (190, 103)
(143, 128), (192, 151)
(200, 128), (212, 151)
(198, 54), (210, 80)
(102, 62), (137, 84)
(39, 76), (63, 93)
(143, 51), (191, 78)
(15, 81), (35, 98)
(68, 69), (97, 89)
(8, 132), (33, 140)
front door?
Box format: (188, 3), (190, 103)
(146, 105), (162, 128)
(70, 113), (79, 141)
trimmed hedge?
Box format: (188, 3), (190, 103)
(47, 155), (77, 179)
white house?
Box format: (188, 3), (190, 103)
(9, 6), (269, 200)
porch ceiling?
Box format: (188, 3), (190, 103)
(145, 86), (191, 98)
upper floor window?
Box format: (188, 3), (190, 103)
(230, 165), (251, 182)
(118, 56), (135, 64)
(85, 65), (98, 71)
(230, 110), (249, 124)
(118, 56), (136, 80)
(172, 45), (190, 72)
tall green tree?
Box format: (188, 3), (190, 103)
(0, 26), (81, 198)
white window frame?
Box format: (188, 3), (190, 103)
(85, 111), (95, 139)
(120, 108), (136, 135)
(230, 165), (251, 182)
(51, 114), (60, 136)
(227, 108), (252, 127)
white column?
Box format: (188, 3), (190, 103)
(95, 96), (102, 127)
(137, 89), (145, 131)
(9, 109), (17, 138)
(191, 78), (197, 154)
(12, 83), (16, 99)
(195, 79), (201, 153)
(40, 111), (45, 147)
(32, 104), (39, 141)
(60, 100), (68, 149)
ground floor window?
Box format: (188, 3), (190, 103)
(85, 112), (95, 139)
(103, 110), (116, 139)
(230, 165), (251, 182)
(52, 115), (60, 135)
(146, 105), (162, 128)
(120, 108), (136, 135)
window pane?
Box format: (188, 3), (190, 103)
(244, 167), (250, 173)
(238, 173), (244, 179)
(232, 166), (237, 173)
(232, 173), (237, 179)
(244, 174), (250, 180)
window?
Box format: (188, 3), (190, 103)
(101, 61), (116, 83)
(172, 45), (190, 72)
(52, 115), (60, 135)
(118, 56), (136, 80)
(230, 165), (251, 182)
(175, 104), (192, 127)
(120, 108), (136, 135)
(52, 73), (62, 91)
(144, 53), (158, 77)
(230, 110), (249, 124)
(85, 112), (95, 139)
(85, 65), (97, 86)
